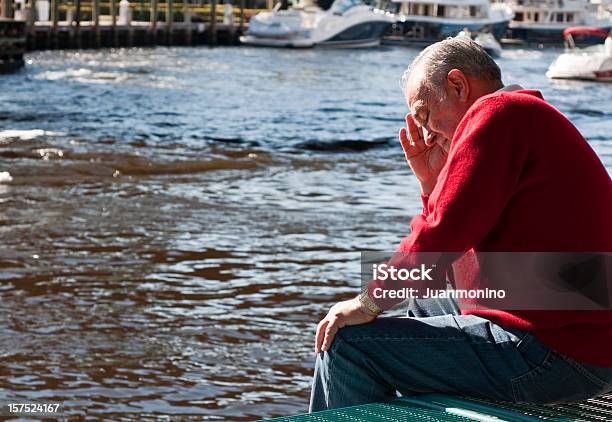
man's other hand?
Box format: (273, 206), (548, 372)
(314, 297), (377, 354)
(400, 113), (449, 195)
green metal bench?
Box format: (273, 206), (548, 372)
(260, 393), (612, 421)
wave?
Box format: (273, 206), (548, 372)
(110, 156), (260, 176)
(355, 114), (402, 123)
(206, 136), (245, 144)
(570, 108), (607, 117)
(1, 146), (271, 182)
(587, 136), (612, 142)
(296, 138), (392, 152)
(357, 101), (388, 107)
(34, 68), (131, 84)
(0, 130), (64, 142)
(0, 171), (12, 183)
(316, 107), (354, 113)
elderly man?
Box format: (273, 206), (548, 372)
(309, 37), (612, 412)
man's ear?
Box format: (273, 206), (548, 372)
(446, 69), (470, 103)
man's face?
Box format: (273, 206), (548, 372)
(405, 72), (468, 151)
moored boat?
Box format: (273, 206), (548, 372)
(546, 26), (612, 81)
(504, 0), (612, 45)
(240, 0), (395, 48)
(383, 0), (513, 46)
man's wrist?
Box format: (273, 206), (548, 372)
(358, 290), (383, 316)
(419, 179), (436, 196)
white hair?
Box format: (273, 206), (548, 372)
(401, 37), (503, 95)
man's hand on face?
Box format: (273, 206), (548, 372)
(399, 113), (449, 195)
(314, 296), (377, 354)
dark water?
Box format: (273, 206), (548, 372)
(0, 46), (611, 420)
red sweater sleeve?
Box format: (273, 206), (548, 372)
(369, 95), (531, 309)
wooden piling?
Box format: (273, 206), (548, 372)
(125, 0), (133, 47)
(51, 0), (59, 48)
(184, 0), (192, 46)
(1, 0), (11, 18)
(27, 0), (37, 49)
(93, 0), (101, 48)
(149, 0), (157, 45)
(239, 0), (245, 33)
(127, 13), (133, 47)
(166, 0), (173, 45)
(110, 0), (117, 46)
(74, 0), (82, 49)
(15, 0), (246, 51)
(209, 0), (217, 46)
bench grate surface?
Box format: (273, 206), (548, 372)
(260, 393), (612, 421)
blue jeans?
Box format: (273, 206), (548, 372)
(309, 297), (612, 412)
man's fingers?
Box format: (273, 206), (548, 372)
(406, 114), (425, 149)
(322, 316), (340, 352)
(400, 126), (422, 160)
(315, 319), (328, 354)
(399, 127), (412, 154)
(405, 112), (412, 127)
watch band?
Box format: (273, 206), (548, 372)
(359, 290), (383, 316)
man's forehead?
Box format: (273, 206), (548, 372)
(404, 63), (428, 100)
(405, 75), (429, 112)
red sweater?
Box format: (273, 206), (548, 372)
(368, 89), (612, 367)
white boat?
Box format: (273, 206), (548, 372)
(546, 26), (612, 80)
(474, 31), (503, 56)
(455, 28), (503, 56)
(383, 0), (513, 45)
(240, 0), (396, 48)
(504, 0), (612, 44)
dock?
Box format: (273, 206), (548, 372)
(0, 18), (25, 72)
(0, 0), (261, 51)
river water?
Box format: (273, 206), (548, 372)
(0, 46), (610, 420)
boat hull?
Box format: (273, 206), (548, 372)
(547, 51), (612, 82)
(382, 19), (510, 46)
(319, 21), (392, 46)
(506, 25), (612, 46)
(241, 19), (392, 48)
(546, 73), (612, 82)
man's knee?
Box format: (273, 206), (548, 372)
(334, 324), (368, 345)
(322, 326), (361, 358)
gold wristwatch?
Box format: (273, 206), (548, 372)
(358, 290), (383, 316)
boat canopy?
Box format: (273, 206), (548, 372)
(563, 27), (609, 40)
